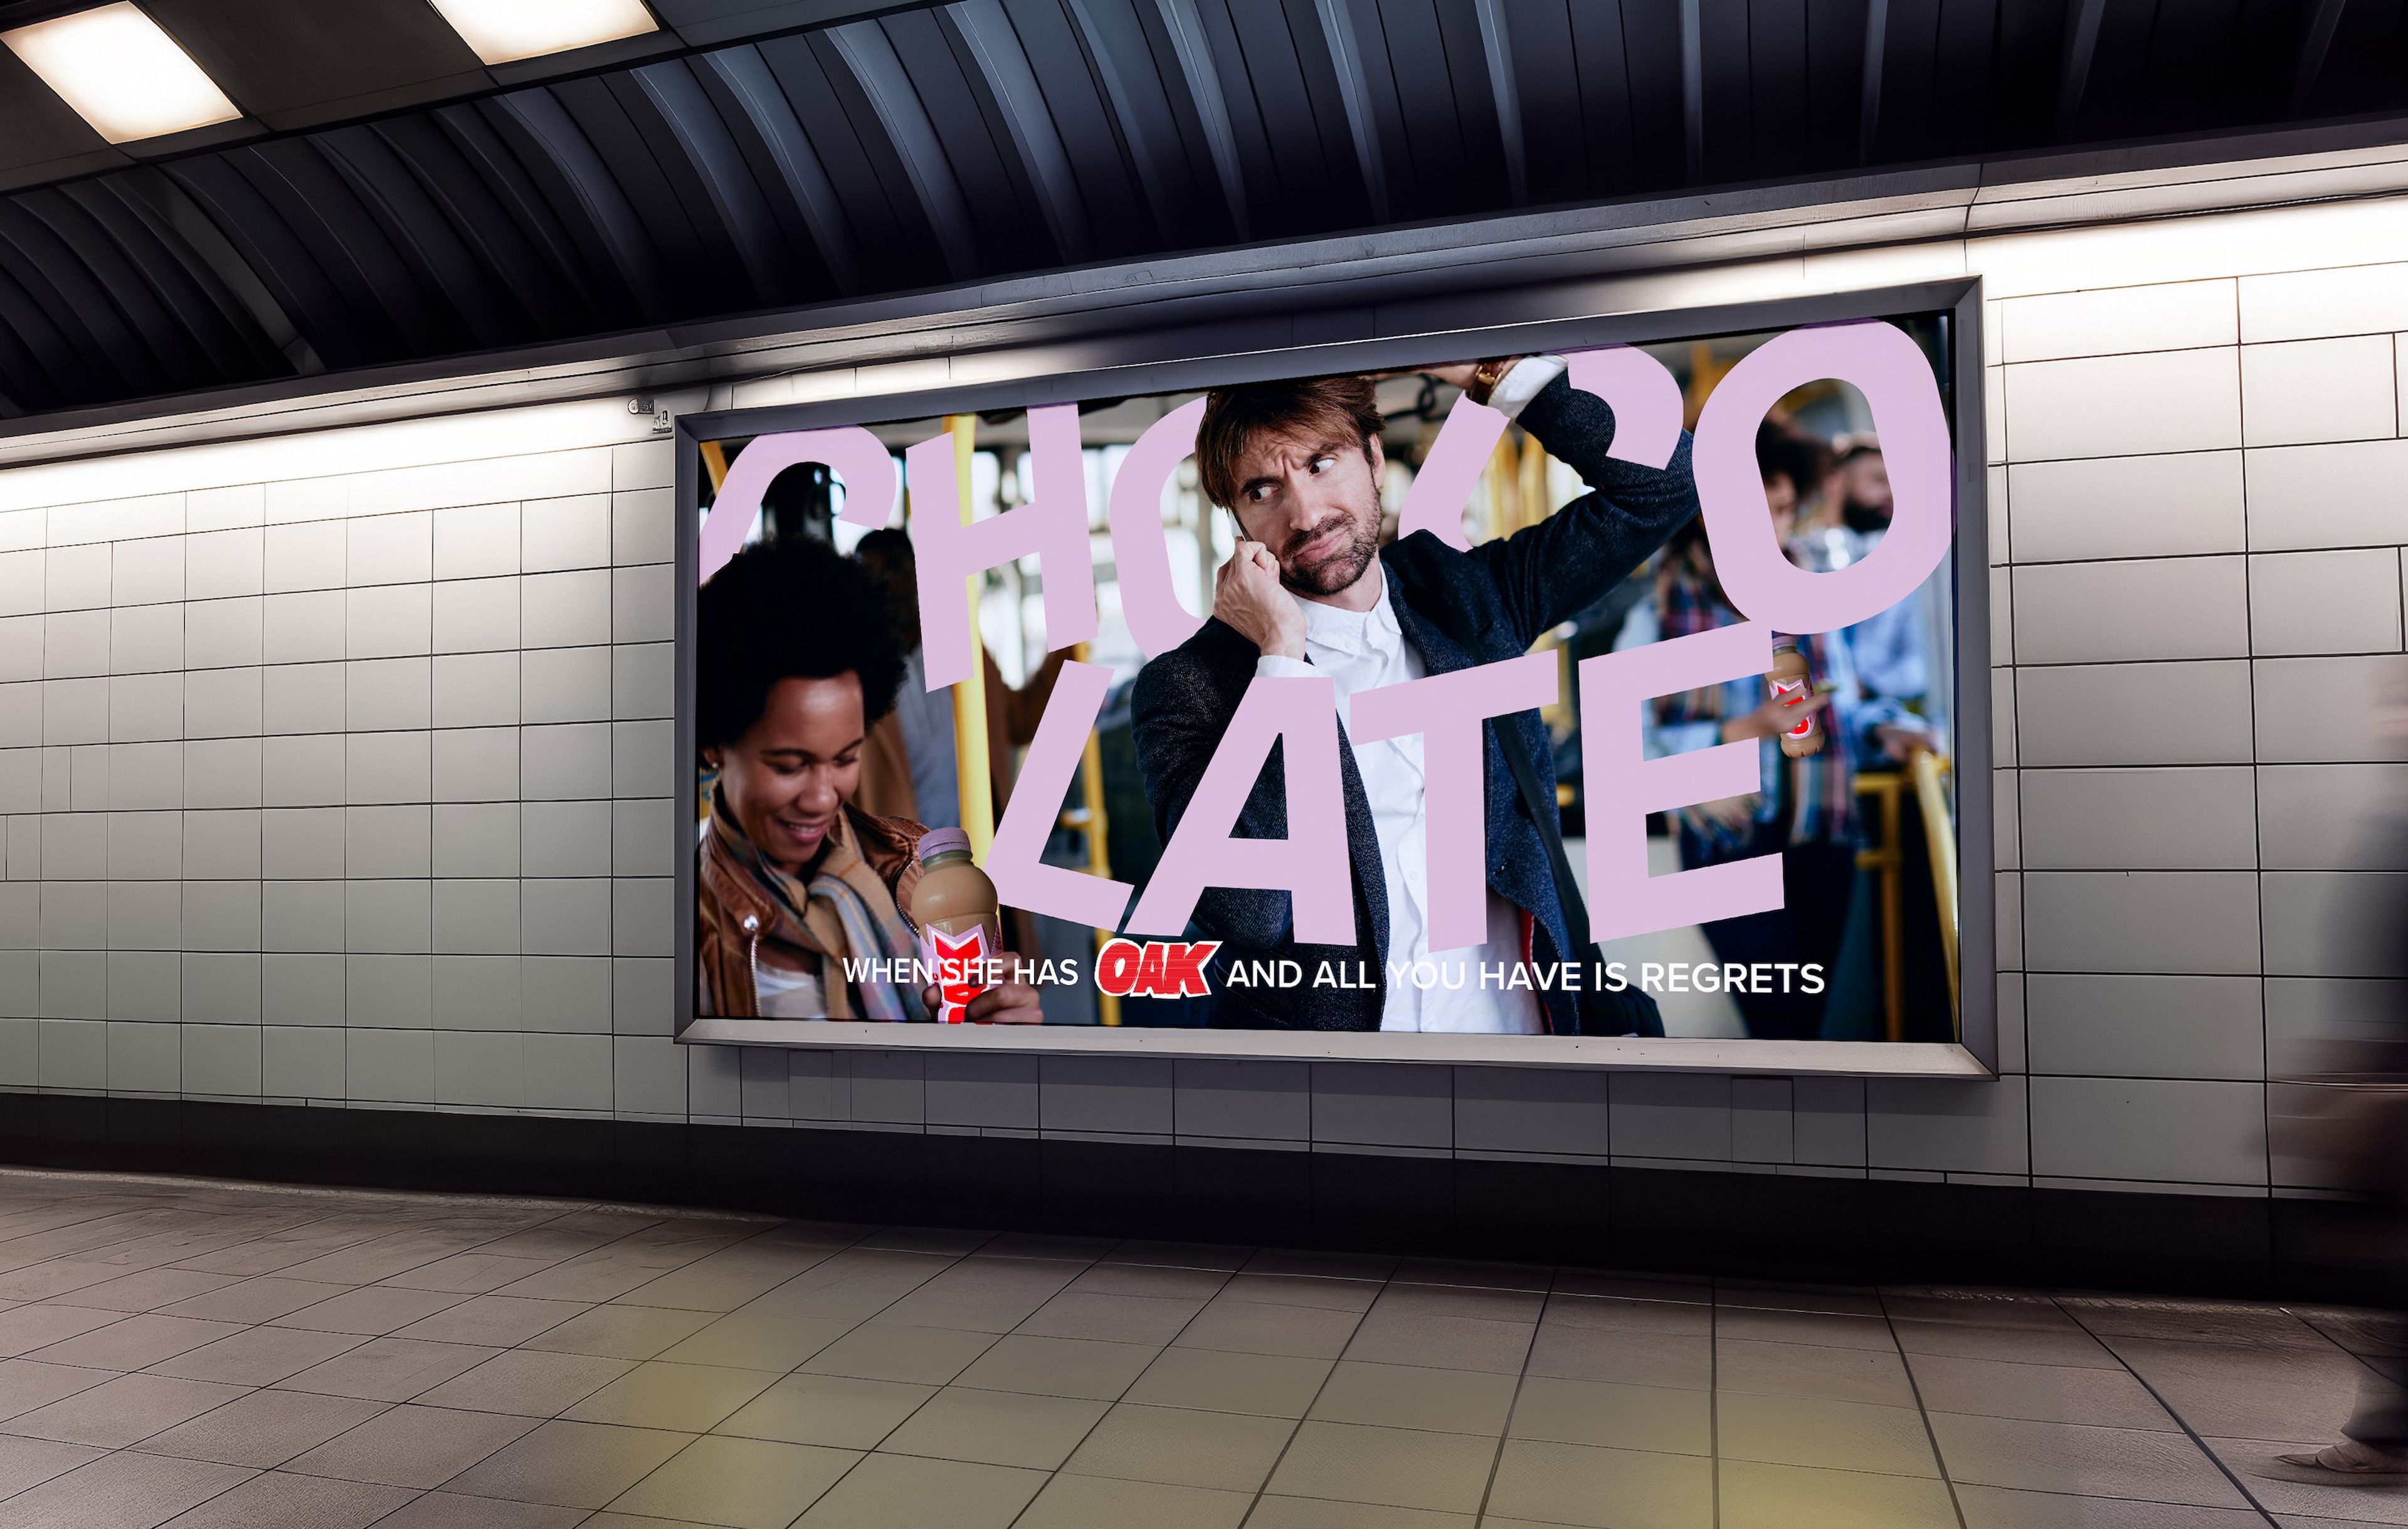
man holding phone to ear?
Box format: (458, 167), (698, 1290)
(1129, 360), (1702, 1033)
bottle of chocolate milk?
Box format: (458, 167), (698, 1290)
(1767, 640), (1825, 758)
(911, 828), (1003, 1024)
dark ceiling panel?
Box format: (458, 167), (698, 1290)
(142, 0), (491, 132)
(0, 0), (2399, 421)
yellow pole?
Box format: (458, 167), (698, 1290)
(699, 439), (731, 495)
(1483, 432), (1517, 542)
(1519, 431), (1550, 531)
(941, 415), (996, 859)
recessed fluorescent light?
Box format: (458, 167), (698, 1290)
(2, 3), (240, 144)
(427, 0), (659, 66)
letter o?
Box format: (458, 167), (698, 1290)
(1095, 938), (1143, 997)
(1692, 322), (1953, 634)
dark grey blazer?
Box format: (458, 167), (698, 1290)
(1129, 373), (1703, 1030)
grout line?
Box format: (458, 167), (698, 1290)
(2051, 1297), (2283, 1526)
(1231, 1260), (1385, 1528)
(1874, 1287), (1968, 1529)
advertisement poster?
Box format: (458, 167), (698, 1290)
(680, 302), (1978, 1061)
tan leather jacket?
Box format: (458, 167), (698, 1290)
(695, 804), (926, 1018)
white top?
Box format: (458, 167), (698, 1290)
(1255, 573), (1545, 1035)
(895, 647), (960, 830)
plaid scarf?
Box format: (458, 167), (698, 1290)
(711, 794), (927, 1022)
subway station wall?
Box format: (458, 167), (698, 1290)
(3, 191), (2408, 1204)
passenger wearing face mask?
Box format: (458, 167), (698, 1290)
(694, 536), (1043, 1023)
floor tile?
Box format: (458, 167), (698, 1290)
(1340, 1311), (1533, 1374)
(606, 1434), (858, 1528)
(0, 1357), (117, 1420)
(1931, 1412), (2252, 1507)
(1017, 1291), (1205, 1345)
(0, 1432), (107, 1496)
(24, 1315), (247, 1371)
(1062, 1401), (1294, 1491)
(1123, 1346), (1332, 1417)
(798, 1323), (998, 1386)
(1506, 1375), (1713, 1455)
(1898, 1320), (2121, 1368)
(436, 1418), (695, 1508)
(1262, 1419), (1498, 1515)
(792, 1451), (1046, 1527)
(271, 1338), (499, 1402)
(380, 1254), (562, 1294)
(1714, 1308), (1898, 1352)
(1955, 1481), (2268, 1527)
(2205, 1434), (2408, 1526)
(130, 1387), (388, 1468)
(361, 1492), (590, 1528)
(1, 1371), (251, 1448)
(1243, 1496), (1472, 1528)
(1216, 1275), (1381, 1313)
(389, 1296), (589, 1348)
(1881, 1293), (2089, 1331)
(952, 1334), (1158, 1401)
(561, 1360), (781, 1432)
(1716, 1390), (1943, 1476)
(1716, 1335), (1920, 1406)
(144, 1326), (364, 1387)
(1911, 1352), (2182, 1431)
(2107, 1338), (2362, 1442)
(1244, 1251), (1396, 1281)
(272, 1288), (469, 1338)
(1373, 1283), (1546, 1323)
(712, 1373), (936, 1450)
(150, 1468), (415, 1528)
(412, 1350), (635, 1417)
(1064, 1264), (1230, 1301)
(874, 1258), (1085, 1334)
(1525, 1326), (1711, 1389)
(1014, 1471), (1251, 1529)
(877, 1385), (1106, 1469)
(279, 1402), (541, 1488)
(1484, 1439), (1714, 1528)
(1306, 1360), (1518, 1435)
(654, 1311), (853, 1371)
(0, 1449), (254, 1529)
(48, 1269), (240, 1314)
(517, 1305), (717, 1362)
(1718, 1458), (1961, 1529)
(1178, 1300), (1364, 1360)
(1540, 1293), (1713, 1335)
(0, 1304), (123, 1358)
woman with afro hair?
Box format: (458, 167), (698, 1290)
(695, 535), (1042, 1022)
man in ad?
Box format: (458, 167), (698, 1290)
(1131, 359), (1703, 1032)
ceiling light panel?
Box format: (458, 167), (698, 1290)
(2, 3), (240, 144)
(426, 0), (659, 66)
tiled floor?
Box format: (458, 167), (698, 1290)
(0, 1172), (2399, 1529)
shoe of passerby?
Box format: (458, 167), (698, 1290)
(2273, 1439), (2408, 1476)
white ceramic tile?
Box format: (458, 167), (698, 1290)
(1792, 1074), (1867, 1167)
(2028, 1077), (2265, 1185)
(1607, 1071), (1729, 1160)
(188, 485), (265, 534)
(42, 609), (108, 679)
(431, 727), (519, 802)
(0, 615), (36, 683)
(2000, 280), (2236, 363)
(264, 521), (346, 594)
(263, 881), (342, 952)
(110, 537), (183, 607)
(181, 882), (261, 953)
(520, 646), (611, 724)
(107, 673), (181, 743)
(2012, 661), (2253, 766)
(611, 878), (668, 958)
(262, 807), (344, 880)
(183, 668), (260, 739)
(105, 811), (181, 880)
(431, 651), (518, 729)
(433, 802), (518, 878)
(431, 880), (517, 955)
(2241, 336), (2397, 447)
(346, 1026), (433, 1102)
(2247, 549), (2403, 655)
(2022, 871), (2259, 975)
(263, 663), (345, 736)
(431, 577), (519, 654)
(0, 549), (36, 616)
(2017, 767), (2256, 870)
(181, 953), (261, 1025)
(42, 679), (105, 746)
(611, 719), (670, 798)
(41, 815), (103, 881)
(613, 487), (674, 566)
(38, 1015), (104, 1081)
(610, 956), (669, 1036)
(614, 442), (674, 492)
(347, 511), (432, 586)
(2258, 763), (2408, 869)
(346, 584), (431, 659)
(263, 953), (344, 1023)
(345, 804), (431, 878)
(183, 529), (262, 600)
(613, 564), (672, 643)
(261, 1024), (343, 1096)
(433, 502), (519, 580)
(1866, 1076), (2028, 1175)
(431, 955), (518, 1029)
(613, 643), (672, 719)
(525, 1032), (613, 1111)
(522, 955), (610, 1032)
(2254, 655), (2408, 763)
(2005, 452), (2243, 564)
(522, 495), (611, 573)
(2241, 262), (2408, 342)
(520, 723), (610, 800)
(43, 542), (108, 611)
(611, 798), (673, 877)
(110, 605), (183, 675)
(2004, 349), (2239, 461)
(262, 590), (345, 664)
(186, 596), (263, 669)
(520, 569), (611, 648)
(2024, 973), (2264, 1081)
(521, 878), (610, 956)
(345, 880), (431, 955)
(435, 1029), (524, 1108)
(184, 737), (263, 809)
(2011, 557), (2246, 665)
(182, 1022), (261, 1095)
(522, 798), (611, 877)
(346, 730), (431, 804)
(613, 1034), (686, 1116)
(105, 951), (179, 1024)
(182, 811), (261, 882)
(2263, 870), (2408, 978)
(346, 657), (431, 733)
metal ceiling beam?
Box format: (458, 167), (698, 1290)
(949, 0), (1093, 262)
(1471, 0), (1526, 207)
(1059, 0), (1178, 241)
(697, 48), (867, 295)
(2057, 0), (2108, 140)
(1153, 0), (1249, 240)
(1311, 0), (1391, 223)
(825, 19), (981, 280)
(1679, 0), (1704, 183)
(2293, 0), (2348, 114)
(1859, 0), (1889, 164)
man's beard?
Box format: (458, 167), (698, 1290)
(1277, 498), (1381, 598)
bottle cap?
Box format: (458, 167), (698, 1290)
(916, 827), (973, 863)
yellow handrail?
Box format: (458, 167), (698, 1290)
(1854, 752), (1959, 1042)
(1914, 751), (1960, 1011)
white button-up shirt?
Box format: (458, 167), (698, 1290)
(1255, 571), (1544, 1034)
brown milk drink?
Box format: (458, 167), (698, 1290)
(1768, 640), (1825, 758)
(911, 828), (1004, 1024)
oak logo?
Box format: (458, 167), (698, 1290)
(1094, 939), (1221, 998)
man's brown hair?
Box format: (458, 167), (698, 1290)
(1195, 374), (1385, 511)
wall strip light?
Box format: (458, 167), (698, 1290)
(426, 0), (660, 66)
(1, 3), (240, 144)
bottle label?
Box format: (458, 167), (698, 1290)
(1770, 675), (1815, 738)
(921, 923), (996, 1024)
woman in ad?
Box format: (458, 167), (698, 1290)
(694, 536), (1042, 1022)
